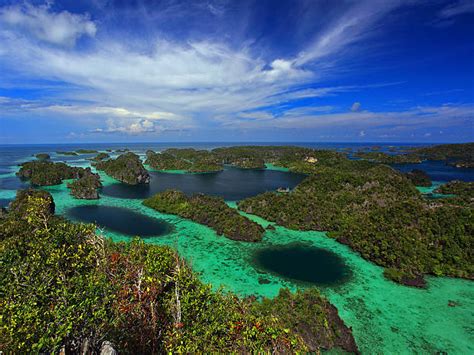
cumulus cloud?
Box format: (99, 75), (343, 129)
(0, 3), (96, 46)
(351, 102), (361, 112)
(96, 118), (161, 135)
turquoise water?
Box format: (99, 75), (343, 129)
(1, 145), (473, 353)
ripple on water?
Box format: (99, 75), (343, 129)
(66, 205), (174, 237)
(252, 242), (352, 286)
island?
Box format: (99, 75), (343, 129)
(146, 148), (223, 173)
(17, 160), (89, 186)
(67, 169), (102, 199)
(232, 146), (473, 287)
(405, 169), (431, 187)
(90, 152), (110, 162)
(75, 149), (99, 154)
(353, 142), (474, 168)
(56, 151), (78, 156)
(17, 161), (101, 199)
(143, 190), (264, 242)
(1, 189), (357, 353)
(95, 152), (150, 184)
(353, 151), (422, 164)
(35, 153), (50, 160)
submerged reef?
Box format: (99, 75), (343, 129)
(143, 189), (264, 241)
(95, 152), (150, 185)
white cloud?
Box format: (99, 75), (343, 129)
(359, 130), (366, 137)
(351, 102), (361, 112)
(0, 3), (96, 46)
(439, 0), (474, 18)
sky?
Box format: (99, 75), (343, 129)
(0, 0), (473, 144)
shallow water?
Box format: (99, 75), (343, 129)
(1, 144), (473, 353)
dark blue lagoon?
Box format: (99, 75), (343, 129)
(101, 166), (306, 200)
(391, 160), (474, 182)
(252, 243), (352, 286)
(66, 205), (174, 237)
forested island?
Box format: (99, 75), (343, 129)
(143, 190), (264, 242)
(354, 142), (474, 168)
(17, 161), (102, 199)
(95, 152), (150, 184)
(1, 189), (357, 353)
(227, 145), (473, 287)
(146, 148), (223, 173)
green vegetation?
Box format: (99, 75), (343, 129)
(76, 149), (99, 154)
(146, 149), (223, 173)
(0, 190), (356, 353)
(143, 190), (264, 242)
(255, 288), (358, 353)
(405, 169), (431, 187)
(67, 169), (102, 199)
(90, 152), (110, 162)
(35, 153), (50, 160)
(95, 152), (150, 185)
(354, 151), (422, 164)
(354, 143), (474, 167)
(17, 161), (87, 186)
(146, 151), (192, 171)
(434, 181), (474, 207)
(56, 151), (78, 156)
(238, 156), (473, 286)
(412, 142), (474, 162)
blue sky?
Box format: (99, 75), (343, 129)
(0, 0), (473, 143)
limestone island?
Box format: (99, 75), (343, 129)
(95, 152), (150, 184)
(17, 160), (101, 199)
(146, 148), (223, 173)
(143, 189), (264, 242)
(35, 153), (50, 160)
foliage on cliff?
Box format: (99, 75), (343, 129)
(95, 152), (150, 185)
(239, 161), (473, 286)
(354, 151), (422, 164)
(145, 151), (192, 171)
(412, 142), (474, 163)
(67, 169), (102, 199)
(143, 190), (264, 242)
(0, 191), (357, 353)
(17, 161), (87, 186)
(254, 288), (358, 353)
(405, 169), (431, 187)
(35, 153), (50, 160)
(90, 152), (110, 162)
